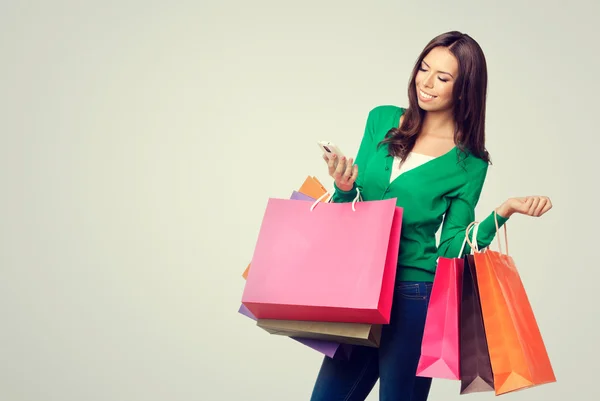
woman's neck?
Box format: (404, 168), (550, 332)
(421, 109), (455, 140)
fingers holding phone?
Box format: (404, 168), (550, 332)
(334, 156), (358, 191)
(318, 141), (357, 192)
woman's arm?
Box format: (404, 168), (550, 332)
(437, 164), (508, 258)
(438, 163), (553, 258)
(329, 107), (378, 203)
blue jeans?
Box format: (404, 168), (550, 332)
(309, 282), (433, 401)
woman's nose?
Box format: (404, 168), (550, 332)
(422, 73), (434, 88)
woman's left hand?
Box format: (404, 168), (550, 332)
(497, 196), (553, 218)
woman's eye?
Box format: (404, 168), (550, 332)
(418, 67), (427, 72)
(438, 77), (448, 83)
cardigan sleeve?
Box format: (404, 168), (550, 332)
(437, 162), (509, 258)
(331, 107), (378, 203)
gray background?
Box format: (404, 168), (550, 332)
(1, 0), (598, 400)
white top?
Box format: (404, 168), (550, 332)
(390, 152), (435, 183)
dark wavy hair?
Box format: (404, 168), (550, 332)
(380, 31), (490, 164)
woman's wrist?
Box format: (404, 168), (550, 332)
(496, 201), (513, 219)
(334, 181), (355, 193)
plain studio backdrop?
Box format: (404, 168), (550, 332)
(1, 0), (598, 400)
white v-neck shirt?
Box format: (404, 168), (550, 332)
(390, 152), (435, 183)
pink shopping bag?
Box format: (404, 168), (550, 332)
(241, 194), (403, 324)
(416, 222), (475, 380)
(239, 188), (353, 360)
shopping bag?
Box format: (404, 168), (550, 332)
(298, 175), (328, 199)
(290, 190), (317, 202)
(239, 182), (355, 360)
(238, 304), (352, 360)
(243, 188), (319, 279)
(416, 224), (470, 380)
(242, 182), (323, 280)
(472, 212), (556, 395)
(459, 222), (494, 394)
(241, 193), (403, 324)
(242, 263), (250, 279)
(239, 187), (355, 360)
(257, 319), (382, 347)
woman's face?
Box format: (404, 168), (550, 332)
(415, 46), (459, 112)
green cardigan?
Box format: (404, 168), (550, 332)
(332, 105), (508, 282)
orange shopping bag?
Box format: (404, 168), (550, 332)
(469, 212), (556, 395)
(242, 263), (250, 279)
(298, 175), (328, 200)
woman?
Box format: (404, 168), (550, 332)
(310, 31), (552, 401)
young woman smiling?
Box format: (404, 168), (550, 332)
(310, 31), (552, 401)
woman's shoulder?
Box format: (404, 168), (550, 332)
(365, 105), (406, 133)
(458, 148), (490, 176)
(367, 104), (406, 119)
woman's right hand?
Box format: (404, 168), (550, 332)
(322, 154), (358, 192)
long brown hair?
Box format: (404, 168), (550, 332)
(380, 31), (490, 164)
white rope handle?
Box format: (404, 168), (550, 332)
(460, 221), (478, 256)
(310, 187), (361, 212)
(472, 221), (480, 253)
(493, 210), (509, 256)
(464, 220), (480, 254)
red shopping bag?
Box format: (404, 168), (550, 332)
(472, 212), (556, 395)
(416, 223), (474, 380)
(241, 193), (403, 324)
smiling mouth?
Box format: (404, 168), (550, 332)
(419, 90), (437, 99)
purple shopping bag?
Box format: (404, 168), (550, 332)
(290, 190), (315, 201)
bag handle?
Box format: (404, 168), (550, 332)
(310, 187), (362, 212)
(463, 221), (480, 255)
(464, 212), (509, 255)
(493, 210), (509, 256)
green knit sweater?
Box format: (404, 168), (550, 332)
(332, 105), (508, 282)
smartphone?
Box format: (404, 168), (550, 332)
(317, 141), (345, 159)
